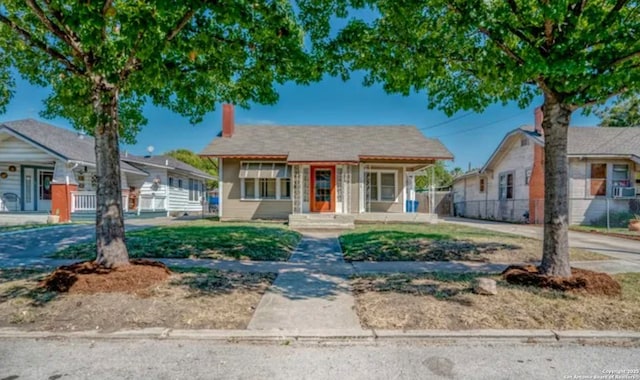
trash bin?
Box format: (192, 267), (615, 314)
(406, 200), (419, 213)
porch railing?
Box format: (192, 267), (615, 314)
(138, 194), (167, 212)
(71, 191), (129, 212)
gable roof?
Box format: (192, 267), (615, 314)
(479, 126), (640, 174)
(201, 125), (453, 162)
(122, 154), (216, 180)
(0, 119), (146, 175)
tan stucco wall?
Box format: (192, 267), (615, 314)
(221, 158), (291, 220)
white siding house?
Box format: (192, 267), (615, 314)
(452, 117), (640, 226)
(0, 119), (215, 223)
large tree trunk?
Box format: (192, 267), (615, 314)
(539, 94), (572, 277)
(92, 84), (129, 267)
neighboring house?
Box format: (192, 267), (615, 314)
(200, 105), (453, 224)
(0, 119), (215, 222)
(452, 109), (640, 225)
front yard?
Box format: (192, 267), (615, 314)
(340, 223), (609, 263)
(50, 222), (301, 261)
(0, 267), (275, 331)
(352, 272), (640, 330)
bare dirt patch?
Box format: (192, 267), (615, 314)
(351, 273), (640, 330)
(502, 265), (621, 297)
(0, 267), (274, 331)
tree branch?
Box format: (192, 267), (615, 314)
(581, 87), (628, 109)
(535, 77), (554, 95)
(120, 31), (144, 81)
(478, 27), (526, 65)
(0, 14), (83, 75)
(101, 0), (113, 41)
(165, 9), (196, 42)
(609, 50), (640, 67)
(24, 0), (86, 59)
(603, 0), (630, 25)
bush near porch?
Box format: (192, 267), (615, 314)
(339, 223), (609, 263)
(50, 223), (301, 261)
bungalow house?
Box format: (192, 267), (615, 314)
(200, 105), (453, 227)
(452, 109), (640, 225)
(0, 119), (215, 223)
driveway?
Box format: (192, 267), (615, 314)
(0, 218), (171, 268)
(444, 217), (640, 273)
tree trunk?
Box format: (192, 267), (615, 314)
(93, 84), (129, 267)
(539, 94), (572, 277)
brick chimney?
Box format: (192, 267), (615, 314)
(534, 106), (543, 135)
(222, 103), (235, 137)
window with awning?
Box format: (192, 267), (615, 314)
(240, 162), (291, 200)
(239, 162), (289, 178)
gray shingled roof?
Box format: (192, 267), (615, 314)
(201, 125), (453, 162)
(479, 126), (640, 175)
(122, 154), (216, 180)
(567, 127), (640, 156)
(0, 119), (146, 175)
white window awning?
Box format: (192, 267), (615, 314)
(239, 162), (289, 178)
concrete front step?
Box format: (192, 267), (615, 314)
(288, 214), (355, 230)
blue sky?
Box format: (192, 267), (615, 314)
(3, 72), (601, 170)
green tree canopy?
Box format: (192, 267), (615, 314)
(415, 161), (453, 190)
(0, 1), (322, 266)
(320, 0), (640, 276)
(164, 148), (217, 189)
(596, 94), (640, 127)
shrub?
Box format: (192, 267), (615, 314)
(588, 211), (634, 228)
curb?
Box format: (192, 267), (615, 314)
(1, 328), (639, 344)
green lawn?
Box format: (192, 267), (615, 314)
(50, 223), (301, 261)
(340, 223), (609, 263)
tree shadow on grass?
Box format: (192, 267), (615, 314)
(351, 273), (490, 307)
(0, 268), (59, 306)
(50, 225), (302, 262)
(341, 230), (521, 262)
(170, 267), (276, 297)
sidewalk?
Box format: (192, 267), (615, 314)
(247, 232), (362, 331)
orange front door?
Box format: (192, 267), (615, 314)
(310, 166), (335, 212)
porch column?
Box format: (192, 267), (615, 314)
(51, 161), (78, 222)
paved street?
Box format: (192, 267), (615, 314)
(1, 338), (639, 380)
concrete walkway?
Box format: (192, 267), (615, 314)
(247, 232), (362, 331)
(3, 218), (640, 275)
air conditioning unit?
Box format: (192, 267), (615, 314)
(613, 186), (636, 198)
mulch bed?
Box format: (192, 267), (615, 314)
(502, 264), (621, 297)
(41, 259), (171, 294)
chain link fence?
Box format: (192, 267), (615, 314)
(453, 199), (544, 224)
(453, 197), (640, 228)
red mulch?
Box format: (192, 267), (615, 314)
(40, 259), (171, 294)
(502, 264), (621, 297)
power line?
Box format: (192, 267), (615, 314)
(418, 112), (473, 130)
(434, 111), (529, 138)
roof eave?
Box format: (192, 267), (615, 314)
(359, 155), (452, 161)
(480, 129), (539, 173)
(0, 125), (69, 162)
